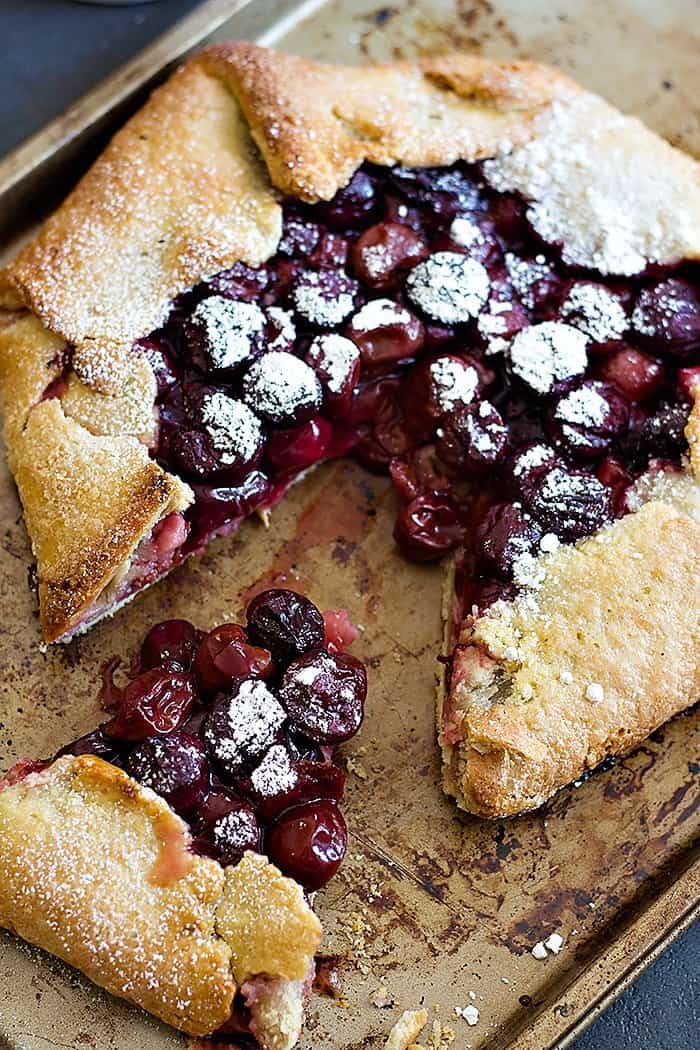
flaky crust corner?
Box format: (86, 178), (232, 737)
(439, 422), (700, 819)
(0, 755), (321, 1039)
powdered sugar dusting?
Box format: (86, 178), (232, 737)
(406, 252), (489, 323)
(429, 358), (479, 412)
(190, 296), (265, 369)
(484, 91), (700, 275)
(292, 271), (356, 327)
(266, 306), (297, 352)
(554, 386), (608, 427)
(559, 283), (627, 343)
(512, 443), (555, 478)
(242, 351), (322, 422)
(504, 252), (553, 310)
(307, 334), (359, 395)
(348, 298), (413, 332)
(216, 680), (286, 769)
(251, 744), (298, 797)
(199, 391), (263, 465)
(508, 322), (587, 394)
(449, 217), (485, 249)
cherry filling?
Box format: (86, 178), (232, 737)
(46, 589), (364, 892)
(111, 162), (699, 604)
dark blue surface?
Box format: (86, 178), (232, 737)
(0, 2), (697, 1047)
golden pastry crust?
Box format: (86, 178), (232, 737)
(2, 44), (700, 644)
(440, 497), (700, 819)
(0, 755), (321, 1039)
(204, 43), (568, 203)
(12, 397), (192, 642)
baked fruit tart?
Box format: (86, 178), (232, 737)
(0, 42), (699, 1040)
(0, 588), (365, 1046)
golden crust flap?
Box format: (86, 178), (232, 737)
(442, 500), (700, 818)
(0, 756), (235, 1036)
(217, 851), (322, 984)
(207, 43), (567, 203)
(0, 756), (323, 1040)
(3, 59), (281, 391)
(12, 396), (192, 642)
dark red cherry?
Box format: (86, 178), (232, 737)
(291, 269), (358, 328)
(389, 445), (451, 503)
(277, 214), (321, 257)
(266, 417), (332, 473)
(313, 170), (381, 229)
(102, 670), (196, 741)
(171, 386), (265, 483)
(490, 193), (528, 239)
(126, 732), (208, 816)
(279, 649), (367, 744)
(246, 589), (325, 665)
(304, 334), (360, 419)
(309, 230), (349, 270)
(140, 620), (201, 672)
(351, 222), (429, 289)
(345, 299), (425, 368)
(245, 744), (302, 822)
(400, 353), (481, 439)
(242, 351), (323, 427)
(206, 261), (269, 302)
(632, 278), (700, 353)
(186, 471), (271, 549)
(596, 455), (633, 517)
(508, 443), (559, 505)
(194, 624), (273, 694)
(203, 680), (287, 777)
(186, 296), (265, 375)
(596, 346), (664, 401)
(198, 800), (260, 866)
(353, 417), (413, 473)
(475, 501), (542, 579)
(393, 495), (464, 562)
(436, 401), (508, 475)
(621, 400), (691, 467)
(54, 728), (120, 764)
(298, 759), (346, 804)
(388, 165), (482, 218)
(528, 465), (613, 541)
(547, 380), (630, 459)
(267, 800), (347, 890)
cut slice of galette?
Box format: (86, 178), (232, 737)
(0, 49), (698, 820)
(1, 588), (365, 1047)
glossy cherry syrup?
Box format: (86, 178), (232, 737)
(135, 160), (697, 613)
(52, 589), (362, 892)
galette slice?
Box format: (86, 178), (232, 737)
(0, 588), (365, 1047)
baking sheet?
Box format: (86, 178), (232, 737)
(0, 2), (698, 1048)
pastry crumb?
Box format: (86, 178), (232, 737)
(372, 983), (395, 1009)
(384, 1008), (428, 1050)
(346, 756), (369, 780)
(426, 1019), (456, 1048)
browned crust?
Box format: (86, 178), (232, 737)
(0, 755), (321, 1039)
(440, 497), (700, 819)
(204, 43), (569, 202)
(11, 396), (192, 643)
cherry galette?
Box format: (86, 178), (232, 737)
(0, 41), (698, 1048)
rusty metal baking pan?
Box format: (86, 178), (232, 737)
(0, 2), (698, 1048)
